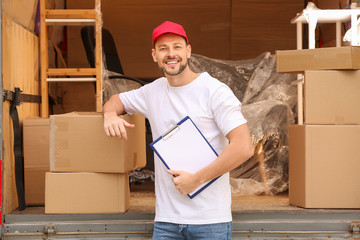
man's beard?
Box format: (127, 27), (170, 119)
(160, 58), (188, 76)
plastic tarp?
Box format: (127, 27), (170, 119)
(190, 53), (297, 195)
(102, 69), (141, 104)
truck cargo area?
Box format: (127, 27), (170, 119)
(3, 182), (360, 239)
(2, 1), (360, 240)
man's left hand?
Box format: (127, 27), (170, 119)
(167, 170), (201, 195)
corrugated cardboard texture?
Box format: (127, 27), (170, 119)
(288, 125), (306, 208)
(289, 125), (360, 208)
(23, 118), (50, 206)
(45, 172), (129, 214)
(50, 112), (146, 173)
(276, 47), (360, 73)
(304, 70), (360, 124)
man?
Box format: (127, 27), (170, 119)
(103, 21), (254, 240)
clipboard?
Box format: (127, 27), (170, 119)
(150, 116), (219, 199)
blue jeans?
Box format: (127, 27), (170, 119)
(152, 221), (232, 240)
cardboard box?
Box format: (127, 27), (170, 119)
(304, 70), (360, 124)
(289, 125), (360, 208)
(45, 172), (129, 214)
(50, 112), (146, 173)
(23, 118), (50, 206)
(276, 47), (360, 73)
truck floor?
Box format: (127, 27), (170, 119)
(3, 182), (360, 239)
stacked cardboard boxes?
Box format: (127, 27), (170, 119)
(277, 47), (360, 208)
(23, 118), (50, 206)
(23, 112), (146, 213)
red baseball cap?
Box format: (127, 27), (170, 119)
(152, 21), (189, 47)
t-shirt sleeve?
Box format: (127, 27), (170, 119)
(119, 86), (149, 118)
(210, 84), (247, 136)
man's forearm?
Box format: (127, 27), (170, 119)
(103, 94), (125, 116)
(194, 124), (254, 185)
(103, 94), (134, 139)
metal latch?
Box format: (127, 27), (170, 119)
(350, 221), (360, 237)
(3, 88), (21, 106)
(44, 224), (56, 235)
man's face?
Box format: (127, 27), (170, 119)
(152, 34), (191, 77)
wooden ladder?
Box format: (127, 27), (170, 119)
(40, 0), (103, 117)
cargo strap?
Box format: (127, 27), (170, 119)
(3, 88), (41, 211)
(3, 88), (41, 104)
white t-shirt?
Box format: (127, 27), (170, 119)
(119, 72), (247, 224)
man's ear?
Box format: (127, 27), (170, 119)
(151, 49), (157, 62)
(186, 44), (192, 59)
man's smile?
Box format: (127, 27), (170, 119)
(165, 58), (180, 66)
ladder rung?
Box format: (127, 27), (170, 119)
(45, 19), (95, 26)
(45, 9), (97, 19)
(46, 77), (96, 82)
(47, 68), (97, 76)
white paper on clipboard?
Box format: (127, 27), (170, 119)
(150, 116), (219, 199)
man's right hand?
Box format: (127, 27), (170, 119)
(103, 112), (135, 140)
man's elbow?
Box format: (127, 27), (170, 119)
(240, 140), (254, 163)
(228, 124), (255, 164)
(103, 94), (125, 116)
(245, 141), (255, 161)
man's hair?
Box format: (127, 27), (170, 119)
(153, 34), (188, 48)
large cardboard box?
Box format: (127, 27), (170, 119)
(50, 112), (146, 173)
(45, 172), (129, 214)
(23, 118), (50, 206)
(289, 125), (360, 208)
(304, 70), (360, 124)
(276, 47), (360, 73)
